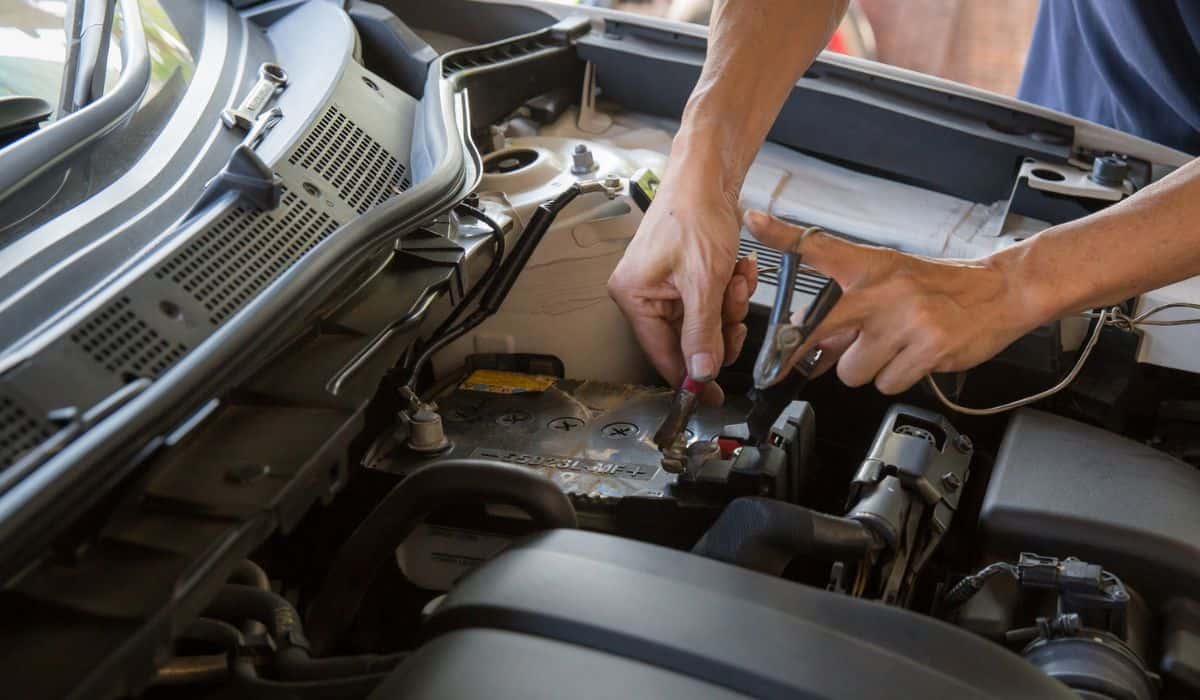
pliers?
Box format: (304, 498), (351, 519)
(752, 245), (842, 390)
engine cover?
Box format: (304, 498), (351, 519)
(980, 408), (1200, 602)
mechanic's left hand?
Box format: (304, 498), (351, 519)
(744, 210), (1041, 394)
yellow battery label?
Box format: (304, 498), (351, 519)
(460, 369), (557, 394)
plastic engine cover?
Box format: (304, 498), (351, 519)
(980, 408), (1200, 601)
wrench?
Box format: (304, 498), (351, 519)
(221, 63), (288, 130)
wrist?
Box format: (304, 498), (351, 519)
(668, 97), (756, 202)
(984, 238), (1066, 332)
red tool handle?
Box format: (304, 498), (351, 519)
(681, 376), (707, 395)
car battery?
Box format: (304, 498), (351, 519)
(365, 369), (814, 588)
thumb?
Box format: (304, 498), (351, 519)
(743, 210), (863, 283)
(679, 276), (725, 382)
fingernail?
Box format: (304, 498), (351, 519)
(689, 353), (717, 382)
(746, 251), (758, 266)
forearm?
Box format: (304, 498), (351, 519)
(998, 157), (1200, 326)
(670, 0), (848, 199)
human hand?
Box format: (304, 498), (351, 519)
(744, 211), (1040, 394)
(608, 182), (758, 404)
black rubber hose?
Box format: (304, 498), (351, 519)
(204, 585), (408, 683)
(306, 458), (577, 655)
(228, 559), (271, 636)
(206, 584), (309, 650)
(170, 617), (393, 698)
(692, 497), (881, 576)
(229, 559), (271, 590)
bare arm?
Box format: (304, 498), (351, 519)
(745, 156), (1200, 395)
(672, 0), (849, 203)
(1006, 158), (1200, 320)
(609, 0), (848, 401)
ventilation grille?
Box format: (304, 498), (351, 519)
(442, 35), (555, 77)
(155, 190), (340, 325)
(288, 105), (410, 215)
(1, 395), (54, 469)
(738, 238), (830, 296)
(70, 296), (189, 380)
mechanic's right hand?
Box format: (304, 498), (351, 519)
(745, 211), (1038, 394)
(608, 180), (758, 405)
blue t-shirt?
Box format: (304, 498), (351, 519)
(1019, 0), (1200, 155)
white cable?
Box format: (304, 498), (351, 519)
(926, 303), (1200, 416)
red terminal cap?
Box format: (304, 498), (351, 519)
(681, 376), (707, 395)
(717, 437), (742, 460)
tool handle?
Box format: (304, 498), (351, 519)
(797, 278), (842, 337)
(769, 251), (799, 326)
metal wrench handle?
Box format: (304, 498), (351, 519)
(221, 63), (288, 129)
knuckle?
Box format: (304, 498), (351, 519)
(836, 360), (869, 388)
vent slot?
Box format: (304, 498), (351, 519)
(738, 238), (830, 296)
(0, 395), (54, 469)
(442, 35), (555, 76)
(155, 190), (340, 325)
(287, 105), (410, 214)
(70, 296), (188, 380)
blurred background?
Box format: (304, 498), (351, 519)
(556, 0), (1041, 96)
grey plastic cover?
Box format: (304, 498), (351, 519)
(421, 529), (1072, 699)
(980, 408), (1200, 601)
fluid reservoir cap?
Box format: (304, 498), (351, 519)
(1090, 155), (1129, 187)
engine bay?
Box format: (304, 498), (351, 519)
(291, 101), (1197, 698)
(5, 2), (1200, 699)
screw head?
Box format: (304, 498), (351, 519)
(547, 417), (585, 432)
(941, 472), (962, 492)
(954, 434), (973, 453)
(495, 411), (532, 426)
(601, 422), (639, 439)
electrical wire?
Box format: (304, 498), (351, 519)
(403, 203), (506, 388)
(429, 202), (506, 340)
(927, 302), (1200, 416)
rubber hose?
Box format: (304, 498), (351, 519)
(204, 585), (408, 684)
(306, 458), (577, 655)
(229, 559), (271, 590)
(692, 497), (881, 576)
(228, 559), (270, 636)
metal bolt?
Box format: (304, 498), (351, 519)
(571, 143), (597, 174)
(601, 422), (639, 439)
(777, 326), (803, 350)
(603, 174), (622, 189)
(942, 472), (962, 492)
(547, 417), (585, 432)
(954, 434), (973, 454)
